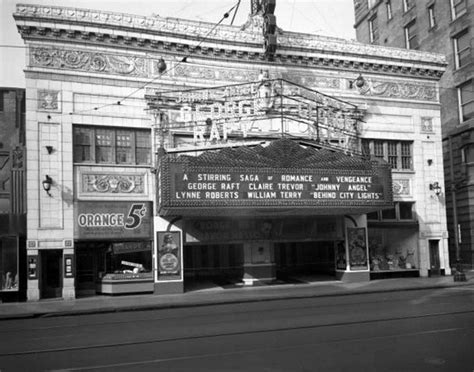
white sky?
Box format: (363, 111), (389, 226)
(0, 0), (356, 88)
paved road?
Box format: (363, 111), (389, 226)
(0, 286), (473, 371)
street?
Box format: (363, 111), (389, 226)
(0, 287), (473, 371)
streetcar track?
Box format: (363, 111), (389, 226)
(0, 288), (471, 333)
(0, 308), (472, 357)
(48, 326), (470, 372)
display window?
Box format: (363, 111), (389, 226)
(101, 241), (153, 280)
(0, 237), (19, 292)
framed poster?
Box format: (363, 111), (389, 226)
(347, 227), (368, 270)
(157, 231), (181, 279)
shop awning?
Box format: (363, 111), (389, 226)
(158, 138), (393, 217)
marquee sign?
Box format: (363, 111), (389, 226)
(158, 139), (393, 215)
(146, 77), (365, 154)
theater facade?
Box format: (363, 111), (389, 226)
(14, 4), (450, 300)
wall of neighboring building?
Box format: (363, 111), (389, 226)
(354, 0), (474, 270)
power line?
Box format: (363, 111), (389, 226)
(39, 1), (240, 120)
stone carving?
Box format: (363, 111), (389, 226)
(31, 47), (148, 76)
(421, 117), (434, 132)
(392, 179), (410, 195)
(16, 4), (445, 66)
(82, 174), (145, 194)
(358, 79), (437, 102)
(38, 90), (60, 111)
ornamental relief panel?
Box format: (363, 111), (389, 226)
(38, 90), (60, 111)
(31, 47), (147, 76)
(358, 79), (437, 102)
(81, 173), (146, 195)
(30, 46), (437, 102)
(392, 179), (410, 196)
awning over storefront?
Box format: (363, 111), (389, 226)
(158, 138), (393, 216)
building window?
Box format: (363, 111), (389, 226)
(386, 0), (392, 20)
(0, 90), (4, 112)
(369, 15), (379, 43)
(458, 80), (474, 123)
(367, 202), (415, 221)
(362, 139), (413, 170)
(453, 29), (471, 69)
(404, 20), (418, 49)
(428, 5), (436, 28)
(450, 0), (467, 20)
(403, 0), (412, 12)
(73, 126), (151, 165)
(367, 0), (377, 9)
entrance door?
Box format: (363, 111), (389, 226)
(40, 250), (63, 299)
(429, 240), (441, 276)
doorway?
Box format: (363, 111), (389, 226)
(40, 250), (63, 299)
(429, 240), (441, 276)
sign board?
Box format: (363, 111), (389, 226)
(157, 231), (181, 280)
(74, 201), (152, 240)
(161, 164), (392, 212)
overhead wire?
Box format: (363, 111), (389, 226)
(34, 1), (240, 120)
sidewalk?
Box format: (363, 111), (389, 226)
(1, 272), (473, 320)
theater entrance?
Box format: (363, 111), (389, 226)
(183, 240), (337, 290)
(275, 241), (336, 282)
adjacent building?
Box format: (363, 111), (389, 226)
(14, 3), (450, 300)
(0, 87), (26, 302)
(353, 0), (474, 270)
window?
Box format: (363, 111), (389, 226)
(428, 5), (436, 28)
(0, 90), (4, 112)
(73, 126), (151, 165)
(367, 202), (415, 221)
(458, 80), (474, 123)
(367, 0), (377, 9)
(362, 139), (413, 170)
(450, 0), (467, 19)
(404, 20), (418, 49)
(454, 30), (471, 69)
(0, 237), (19, 292)
(369, 15), (379, 43)
(386, 0), (392, 20)
(403, 0), (412, 12)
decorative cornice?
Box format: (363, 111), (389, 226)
(29, 45), (439, 102)
(15, 3), (446, 78)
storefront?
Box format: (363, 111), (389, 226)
(74, 201), (153, 295)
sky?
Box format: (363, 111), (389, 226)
(0, 0), (356, 88)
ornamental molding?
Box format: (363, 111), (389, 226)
(15, 4), (446, 70)
(81, 173), (146, 194)
(37, 89), (61, 111)
(30, 46), (438, 102)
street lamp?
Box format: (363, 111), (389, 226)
(42, 175), (53, 197)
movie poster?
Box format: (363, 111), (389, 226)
(157, 231), (181, 279)
(347, 227), (368, 270)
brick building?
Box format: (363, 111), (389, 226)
(353, 0), (474, 270)
(14, 3), (450, 300)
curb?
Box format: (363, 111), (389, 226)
(1, 279), (472, 321)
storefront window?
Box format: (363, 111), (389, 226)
(369, 228), (418, 271)
(101, 241), (152, 280)
(0, 237), (18, 291)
